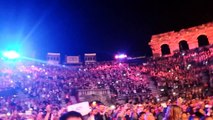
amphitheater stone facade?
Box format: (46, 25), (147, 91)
(149, 22), (213, 56)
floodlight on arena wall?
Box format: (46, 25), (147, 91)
(115, 54), (127, 59)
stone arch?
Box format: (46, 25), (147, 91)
(149, 22), (213, 56)
(198, 35), (209, 47)
(179, 40), (189, 51)
(161, 44), (171, 55)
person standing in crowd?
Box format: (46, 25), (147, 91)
(144, 112), (155, 120)
(94, 104), (110, 120)
(163, 105), (182, 120)
(87, 109), (97, 120)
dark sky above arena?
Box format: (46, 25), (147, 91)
(0, 0), (212, 61)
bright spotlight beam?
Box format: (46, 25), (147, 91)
(115, 54), (127, 59)
(2, 51), (20, 59)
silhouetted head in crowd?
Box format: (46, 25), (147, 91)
(190, 116), (200, 120)
(60, 111), (83, 120)
(139, 112), (146, 120)
(181, 112), (189, 120)
(144, 112), (155, 120)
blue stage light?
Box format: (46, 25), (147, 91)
(2, 51), (20, 59)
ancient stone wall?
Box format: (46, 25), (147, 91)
(149, 22), (213, 56)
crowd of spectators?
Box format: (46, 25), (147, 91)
(0, 44), (213, 119)
(85, 97), (213, 120)
(0, 96), (212, 120)
(0, 59), (153, 119)
(146, 45), (213, 100)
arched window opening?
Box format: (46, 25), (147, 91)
(161, 44), (171, 55)
(198, 35), (209, 47)
(179, 40), (189, 51)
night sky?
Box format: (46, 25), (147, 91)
(0, 0), (212, 61)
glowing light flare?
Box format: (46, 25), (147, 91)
(115, 54), (127, 59)
(2, 51), (20, 59)
(110, 105), (116, 110)
(92, 101), (97, 106)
